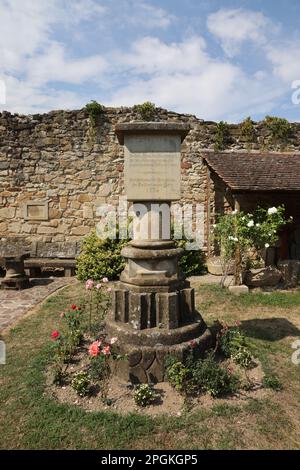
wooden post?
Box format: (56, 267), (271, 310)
(234, 198), (242, 285)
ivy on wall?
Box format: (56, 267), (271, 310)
(85, 100), (105, 127)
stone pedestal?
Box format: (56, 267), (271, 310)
(107, 122), (212, 383)
(0, 254), (30, 289)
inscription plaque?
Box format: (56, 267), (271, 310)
(124, 134), (181, 201)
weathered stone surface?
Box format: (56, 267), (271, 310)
(113, 289), (129, 323)
(123, 132), (182, 201)
(229, 284), (249, 295)
(243, 266), (282, 287)
(278, 259), (300, 288)
(1, 107), (300, 257)
(111, 325), (214, 383)
(207, 256), (234, 276)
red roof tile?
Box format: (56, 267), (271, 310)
(202, 152), (300, 192)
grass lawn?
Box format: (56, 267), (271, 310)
(0, 281), (300, 450)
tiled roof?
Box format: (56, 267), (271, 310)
(202, 152), (300, 192)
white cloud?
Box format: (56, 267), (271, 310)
(265, 41), (300, 83)
(207, 8), (278, 57)
(120, 1), (174, 29)
(2, 75), (85, 114)
(0, 1), (296, 120)
(107, 36), (285, 121)
(0, 0), (108, 112)
(116, 36), (208, 74)
(26, 43), (107, 86)
(0, 0), (175, 113)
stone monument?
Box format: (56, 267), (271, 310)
(106, 122), (212, 383)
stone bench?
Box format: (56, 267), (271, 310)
(0, 239), (80, 278)
(24, 258), (76, 277)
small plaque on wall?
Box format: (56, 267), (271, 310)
(24, 201), (49, 221)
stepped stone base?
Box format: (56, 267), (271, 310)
(112, 284), (195, 330)
(107, 315), (212, 383)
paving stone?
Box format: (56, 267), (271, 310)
(0, 277), (76, 332)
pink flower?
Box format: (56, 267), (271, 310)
(102, 345), (111, 356)
(102, 277), (109, 283)
(88, 340), (101, 357)
(51, 330), (60, 340)
(85, 279), (94, 290)
(189, 339), (197, 348)
(59, 312), (65, 318)
(96, 283), (102, 289)
(110, 337), (118, 345)
(107, 287), (112, 293)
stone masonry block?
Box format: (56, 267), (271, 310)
(156, 292), (179, 329)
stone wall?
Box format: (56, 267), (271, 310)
(1, 106), (300, 257)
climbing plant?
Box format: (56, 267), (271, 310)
(85, 100), (105, 127)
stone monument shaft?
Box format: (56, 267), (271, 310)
(107, 122), (211, 383)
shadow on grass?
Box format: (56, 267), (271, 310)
(241, 317), (300, 341)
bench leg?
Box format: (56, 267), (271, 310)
(29, 267), (42, 277)
(64, 267), (74, 277)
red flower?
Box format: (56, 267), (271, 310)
(102, 345), (111, 356)
(51, 330), (60, 340)
(89, 340), (101, 357)
(71, 304), (77, 310)
(189, 339), (197, 348)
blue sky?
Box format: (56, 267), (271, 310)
(1, 0), (300, 121)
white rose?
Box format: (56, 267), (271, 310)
(265, 243), (270, 248)
(247, 220), (254, 227)
(256, 223), (260, 227)
(267, 207), (277, 215)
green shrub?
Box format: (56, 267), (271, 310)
(264, 115), (291, 144)
(77, 229), (205, 281)
(133, 102), (156, 121)
(263, 374), (282, 391)
(190, 354), (240, 397)
(176, 239), (207, 276)
(85, 100), (104, 126)
(219, 326), (254, 368)
(165, 359), (190, 392)
(76, 229), (128, 281)
(239, 116), (256, 143)
(71, 371), (91, 397)
(134, 384), (156, 407)
(231, 346), (253, 368)
(214, 121), (231, 151)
